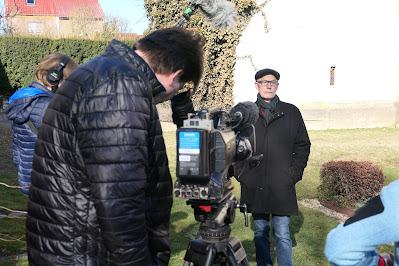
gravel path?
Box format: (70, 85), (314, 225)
(0, 111), (14, 175)
(299, 199), (349, 223)
(0, 111), (11, 130)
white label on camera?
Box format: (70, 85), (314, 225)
(179, 148), (200, 154)
(179, 155), (191, 162)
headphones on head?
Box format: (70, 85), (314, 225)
(46, 55), (70, 86)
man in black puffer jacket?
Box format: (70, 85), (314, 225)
(26, 28), (205, 266)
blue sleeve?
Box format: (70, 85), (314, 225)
(325, 180), (399, 266)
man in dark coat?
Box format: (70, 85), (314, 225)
(238, 68), (311, 266)
(26, 28), (205, 265)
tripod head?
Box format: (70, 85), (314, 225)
(183, 190), (250, 265)
(188, 190), (248, 242)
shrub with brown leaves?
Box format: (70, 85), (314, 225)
(318, 161), (385, 208)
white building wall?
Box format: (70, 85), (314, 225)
(233, 0), (399, 129)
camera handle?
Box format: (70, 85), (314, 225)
(211, 194), (249, 228)
(212, 193), (235, 226)
(237, 203), (248, 227)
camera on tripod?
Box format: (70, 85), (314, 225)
(174, 102), (260, 202)
(174, 102), (262, 265)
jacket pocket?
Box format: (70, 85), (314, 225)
(288, 165), (295, 186)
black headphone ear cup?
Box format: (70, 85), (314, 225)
(46, 68), (63, 85)
(45, 55), (70, 86)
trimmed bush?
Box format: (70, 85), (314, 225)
(318, 161), (385, 208)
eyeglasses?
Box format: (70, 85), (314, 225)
(257, 80), (278, 87)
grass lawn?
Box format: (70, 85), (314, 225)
(1, 119), (398, 265)
(164, 127), (399, 265)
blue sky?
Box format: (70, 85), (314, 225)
(98, 0), (149, 34)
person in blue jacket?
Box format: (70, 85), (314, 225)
(6, 52), (78, 195)
(325, 179), (399, 266)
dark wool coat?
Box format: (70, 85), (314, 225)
(26, 40), (173, 265)
(6, 82), (53, 196)
(239, 99), (311, 216)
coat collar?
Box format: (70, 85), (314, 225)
(257, 101), (285, 125)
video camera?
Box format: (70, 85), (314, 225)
(174, 102), (260, 200)
(174, 102), (261, 265)
(174, 102), (262, 223)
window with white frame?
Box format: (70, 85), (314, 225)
(28, 22), (43, 34)
(26, 0), (35, 5)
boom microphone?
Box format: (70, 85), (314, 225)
(229, 101), (259, 131)
(176, 0), (238, 30)
(190, 0), (238, 29)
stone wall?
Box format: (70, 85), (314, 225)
(300, 101), (399, 130)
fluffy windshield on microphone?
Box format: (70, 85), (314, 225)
(229, 101), (259, 131)
(189, 0), (238, 30)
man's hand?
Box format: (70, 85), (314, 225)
(170, 90), (194, 128)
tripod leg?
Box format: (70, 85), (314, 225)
(240, 257), (250, 266)
(204, 245), (217, 266)
(225, 246), (250, 266)
(224, 244), (238, 266)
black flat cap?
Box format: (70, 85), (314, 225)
(255, 68), (280, 80)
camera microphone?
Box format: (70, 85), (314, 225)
(176, 0), (238, 30)
(229, 101), (259, 131)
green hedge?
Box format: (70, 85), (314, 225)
(0, 36), (137, 96)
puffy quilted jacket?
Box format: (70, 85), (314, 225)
(26, 39), (173, 265)
(6, 82), (53, 195)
